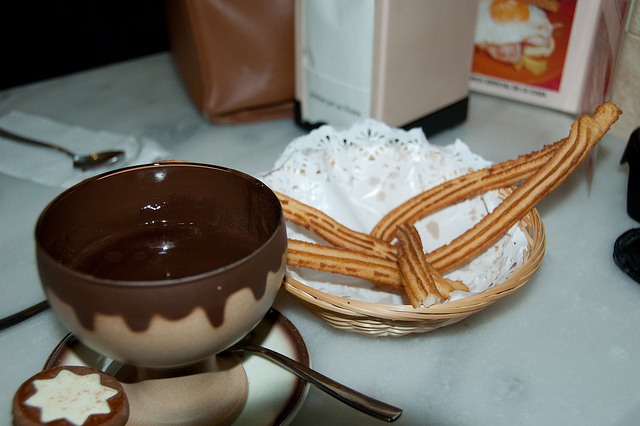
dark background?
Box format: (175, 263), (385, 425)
(1, 1), (170, 90)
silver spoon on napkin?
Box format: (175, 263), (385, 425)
(0, 127), (125, 169)
(227, 336), (403, 422)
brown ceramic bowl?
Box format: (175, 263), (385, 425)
(36, 162), (287, 369)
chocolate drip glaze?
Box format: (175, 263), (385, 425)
(36, 163), (287, 332)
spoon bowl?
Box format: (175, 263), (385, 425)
(72, 150), (126, 169)
(0, 127), (125, 169)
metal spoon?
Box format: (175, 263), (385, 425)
(0, 127), (125, 169)
(226, 338), (403, 422)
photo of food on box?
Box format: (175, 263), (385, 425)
(469, 0), (630, 115)
(472, 0), (574, 90)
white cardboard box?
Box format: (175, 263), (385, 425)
(610, 0), (640, 139)
(294, 0), (479, 136)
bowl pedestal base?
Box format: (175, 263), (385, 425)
(116, 354), (248, 426)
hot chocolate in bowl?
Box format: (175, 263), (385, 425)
(35, 163), (287, 379)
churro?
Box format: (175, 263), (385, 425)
(426, 102), (621, 272)
(287, 239), (402, 288)
(277, 191), (395, 260)
(371, 138), (564, 243)
(396, 223), (468, 308)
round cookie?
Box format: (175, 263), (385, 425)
(13, 366), (129, 426)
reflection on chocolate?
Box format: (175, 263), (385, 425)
(36, 163), (287, 333)
(70, 224), (263, 281)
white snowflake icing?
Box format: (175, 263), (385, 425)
(25, 369), (116, 425)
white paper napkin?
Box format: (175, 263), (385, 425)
(0, 111), (171, 188)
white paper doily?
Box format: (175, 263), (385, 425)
(261, 119), (528, 306)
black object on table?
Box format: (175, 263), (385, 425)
(615, 127), (640, 284)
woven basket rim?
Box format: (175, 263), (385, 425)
(283, 206), (546, 323)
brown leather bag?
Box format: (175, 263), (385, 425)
(166, 0), (295, 124)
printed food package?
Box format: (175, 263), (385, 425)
(469, 0), (631, 115)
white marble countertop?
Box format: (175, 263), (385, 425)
(1, 53), (639, 426)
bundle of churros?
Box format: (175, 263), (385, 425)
(275, 102), (621, 309)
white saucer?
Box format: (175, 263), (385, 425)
(44, 309), (310, 426)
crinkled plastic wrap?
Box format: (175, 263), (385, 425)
(262, 120), (529, 305)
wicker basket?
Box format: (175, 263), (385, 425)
(283, 206), (546, 337)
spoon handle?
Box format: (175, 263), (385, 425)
(229, 342), (402, 422)
(0, 127), (75, 158)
